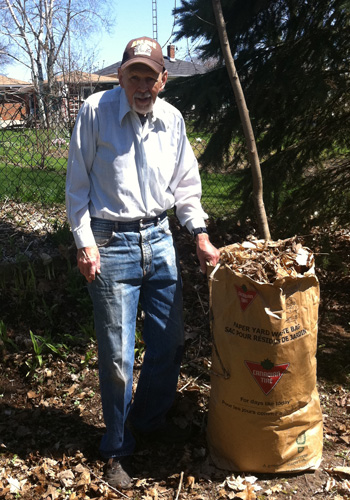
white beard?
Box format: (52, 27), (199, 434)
(132, 92), (154, 114)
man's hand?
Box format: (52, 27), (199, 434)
(77, 246), (101, 283)
(196, 233), (220, 274)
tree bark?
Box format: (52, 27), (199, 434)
(211, 0), (271, 240)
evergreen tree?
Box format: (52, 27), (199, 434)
(165, 0), (350, 233)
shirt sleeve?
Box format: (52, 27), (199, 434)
(65, 101), (98, 249)
(169, 117), (208, 233)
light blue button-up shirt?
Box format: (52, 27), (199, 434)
(66, 86), (207, 248)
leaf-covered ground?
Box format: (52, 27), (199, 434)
(0, 215), (349, 499)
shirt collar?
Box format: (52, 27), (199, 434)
(119, 88), (131, 125)
(151, 97), (166, 125)
(119, 87), (166, 127)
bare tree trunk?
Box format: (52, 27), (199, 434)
(2, 0), (109, 129)
(211, 0), (271, 240)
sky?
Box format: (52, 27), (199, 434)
(6, 0), (192, 82)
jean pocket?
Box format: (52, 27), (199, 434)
(91, 220), (115, 248)
(159, 218), (172, 236)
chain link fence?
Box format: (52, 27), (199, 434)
(0, 91), (238, 261)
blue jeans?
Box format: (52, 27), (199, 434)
(88, 215), (184, 459)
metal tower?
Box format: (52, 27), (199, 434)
(152, 0), (158, 41)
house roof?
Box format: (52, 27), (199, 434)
(16, 71), (119, 93)
(164, 57), (207, 78)
(0, 75), (31, 87)
(96, 56), (207, 79)
(52, 70), (118, 84)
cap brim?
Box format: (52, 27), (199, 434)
(121, 57), (163, 74)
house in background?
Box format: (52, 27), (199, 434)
(47, 71), (119, 119)
(96, 45), (207, 80)
(51, 71), (118, 99)
(3, 71), (119, 126)
(0, 75), (32, 127)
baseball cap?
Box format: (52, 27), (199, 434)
(120, 36), (165, 73)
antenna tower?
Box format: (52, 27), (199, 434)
(152, 0), (158, 41)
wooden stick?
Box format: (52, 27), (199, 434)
(174, 471), (184, 500)
(89, 468), (129, 499)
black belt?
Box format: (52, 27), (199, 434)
(91, 211), (167, 232)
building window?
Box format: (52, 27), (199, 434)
(82, 86), (94, 100)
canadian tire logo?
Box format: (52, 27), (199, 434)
(245, 358), (289, 395)
(235, 285), (257, 311)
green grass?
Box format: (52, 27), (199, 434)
(200, 170), (243, 218)
(0, 163), (66, 203)
(0, 128), (68, 203)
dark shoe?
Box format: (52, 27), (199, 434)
(105, 457), (132, 489)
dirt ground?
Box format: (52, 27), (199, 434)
(0, 215), (349, 499)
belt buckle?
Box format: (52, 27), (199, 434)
(139, 214), (160, 230)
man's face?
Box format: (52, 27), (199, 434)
(118, 63), (168, 114)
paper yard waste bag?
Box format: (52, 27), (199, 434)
(207, 238), (323, 473)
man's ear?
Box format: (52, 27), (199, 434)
(159, 70), (168, 92)
(118, 67), (124, 88)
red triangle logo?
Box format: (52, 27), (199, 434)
(235, 285), (257, 311)
(245, 360), (289, 395)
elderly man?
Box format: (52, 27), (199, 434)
(66, 36), (220, 489)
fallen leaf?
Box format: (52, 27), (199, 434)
(325, 477), (337, 492)
(337, 423), (347, 432)
(219, 237), (314, 283)
(135, 478), (149, 487)
(7, 477), (27, 494)
(146, 487), (158, 499)
(327, 466), (350, 478)
(0, 487), (10, 497)
(186, 476), (195, 489)
(58, 469), (75, 487)
(27, 390), (40, 399)
(66, 384), (78, 396)
(244, 476), (259, 487)
(235, 484), (257, 500)
(339, 479), (350, 492)
(217, 488), (227, 498)
(156, 486), (168, 494)
(325, 434), (338, 442)
(87, 483), (99, 494)
(76, 469), (91, 487)
(74, 464), (87, 473)
(42, 484), (60, 500)
(43, 458), (58, 468)
(224, 475), (246, 491)
(266, 484), (284, 493)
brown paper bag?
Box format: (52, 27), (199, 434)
(207, 241), (323, 473)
